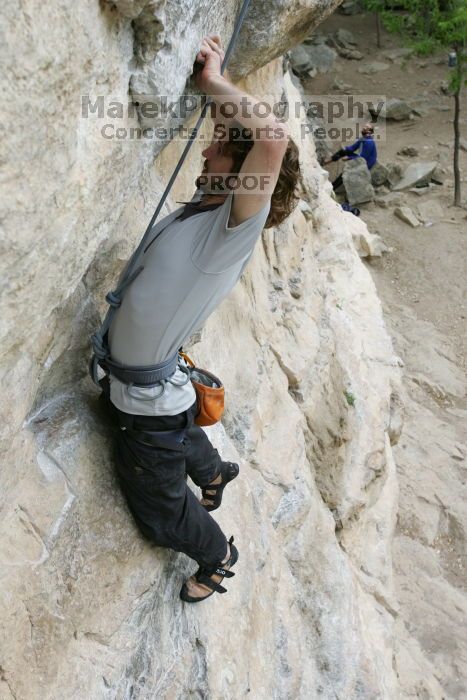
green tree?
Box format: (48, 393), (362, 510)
(408, 0), (466, 206)
(362, 0), (466, 205)
(437, 1), (466, 206)
(361, 0), (386, 48)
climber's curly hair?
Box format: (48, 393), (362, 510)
(221, 125), (301, 228)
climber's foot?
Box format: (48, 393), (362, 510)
(199, 462), (239, 511)
(199, 472), (222, 508)
(184, 543), (232, 599)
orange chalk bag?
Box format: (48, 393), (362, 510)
(179, 352), (225, 427)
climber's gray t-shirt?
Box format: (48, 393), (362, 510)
(108, 191), (271, 415)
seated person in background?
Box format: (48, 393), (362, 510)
(324, 123), (377, 191)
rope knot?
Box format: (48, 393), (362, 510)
(105, 291), (121, 308)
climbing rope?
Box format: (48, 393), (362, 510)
(89, 0), (252, 385)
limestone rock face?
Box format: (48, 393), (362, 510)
(116, 0), (343, 120)
(0, 2), (403, 698)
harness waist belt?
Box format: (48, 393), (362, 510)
(104, 351), (179, 386)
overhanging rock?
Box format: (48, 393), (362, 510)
(110, 0), (342, 143)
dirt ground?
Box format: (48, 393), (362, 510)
(311, 11), (466, 366)
(308, 11), (467, 699)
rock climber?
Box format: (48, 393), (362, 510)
(99, 34), (301, 603)
(323, 122), (377, 191)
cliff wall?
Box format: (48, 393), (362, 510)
(0, 2), (403, 698)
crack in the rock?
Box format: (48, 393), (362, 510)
(16, 505), (49, 564)
(83, 631), (111, 647)
(42, 449), (74, 494)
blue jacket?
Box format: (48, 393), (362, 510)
(344, 136), (377, 169)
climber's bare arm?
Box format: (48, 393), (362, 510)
(194, 34), (289, 225)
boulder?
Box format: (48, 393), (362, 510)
(439, 80), (450, 95)
(289, 44), (316, 76)
(392, 162), (439, 191)
(409, 184), (436, 196)
(394, 206), (420, 227)
(342, 158), (375, 205)
(371, 99), (413, 121)
(430, 166), (445, 185)
(358, 62), (390, 75)
(383, 48), (413, 61)
(332, 77), (353, 92)
(371, 163), (389, 187)
(289, 43), (337, 76)
(397, 146), (419, 157)
(338, 0), (361, 14)
(304, 32), (328, 45)
(327, 30), (363, 59)
(336, 28), (357, 46)
(386, 163), (403, 188)
(374, 192), (404, 208)
(335, 46), (364, 60)
(416, 200), (444, 224)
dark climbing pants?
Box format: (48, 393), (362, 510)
(332, 173), (344, 191)
(99, 381), (228, 568)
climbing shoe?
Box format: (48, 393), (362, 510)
(200, 461), (239, 511)
(180, 536), (238, 603)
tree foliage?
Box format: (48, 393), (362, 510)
(361, 0), (466, 57)
(360, 0), (466, 204)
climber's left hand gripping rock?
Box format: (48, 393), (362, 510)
(193, 34), (227, 93)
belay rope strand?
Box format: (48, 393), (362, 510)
(89, 0), (252, 385)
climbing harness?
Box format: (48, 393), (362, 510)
(89, 0), (252, 387)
